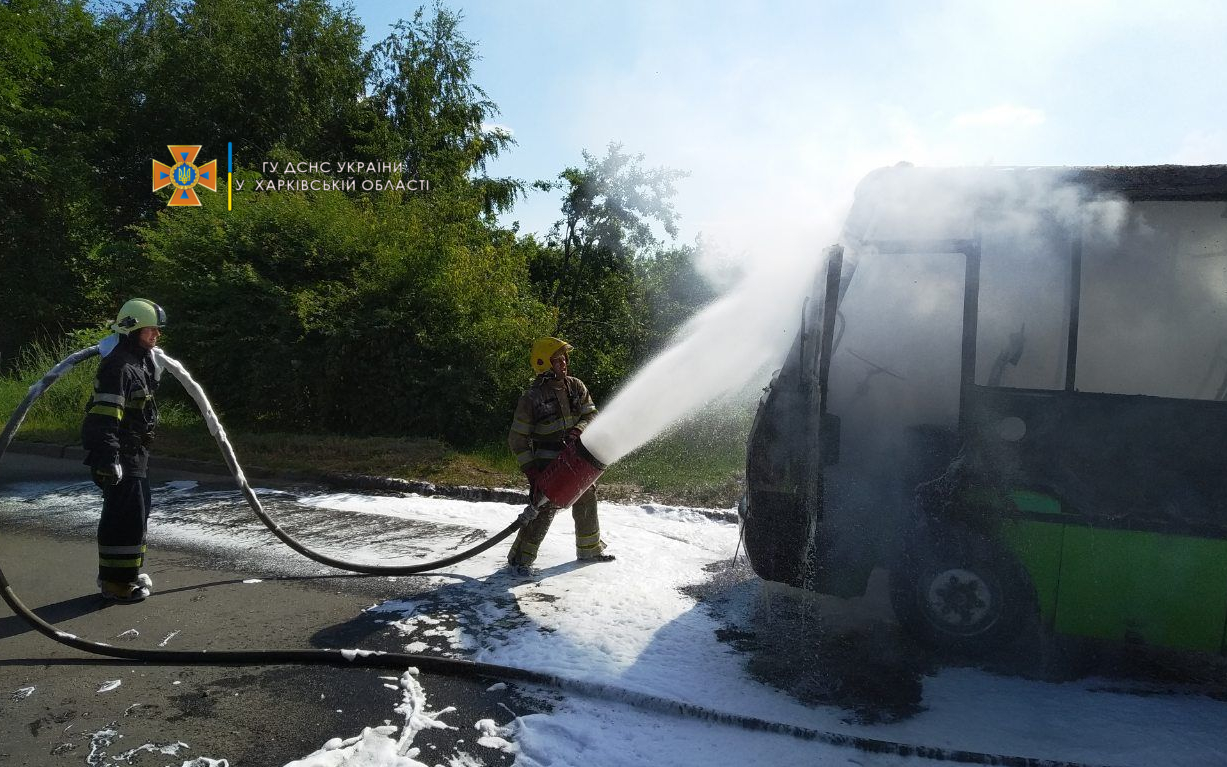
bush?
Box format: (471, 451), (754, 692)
(137, 167), (553, 444)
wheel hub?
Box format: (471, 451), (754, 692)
(925, 567), (993, 633)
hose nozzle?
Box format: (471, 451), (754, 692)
(532, 437), (607, 510)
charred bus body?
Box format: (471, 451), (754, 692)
(742, 164), (1227, 656)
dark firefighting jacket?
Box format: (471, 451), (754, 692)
(508, 372), (598, 470)
(81, 337), (160, 478)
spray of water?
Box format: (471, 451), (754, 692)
(580, 166), (1145, 470)
(581, 240), (827, 466)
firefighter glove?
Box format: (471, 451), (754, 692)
(564, 427), (582, 446)
(92, 462), (123, 488)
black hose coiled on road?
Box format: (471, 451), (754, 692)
(0, 345), (1119, 767)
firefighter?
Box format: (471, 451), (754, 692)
(82, 298), (167, 602)
(506, 337), (614, 574)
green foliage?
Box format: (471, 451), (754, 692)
(105, 0), (373, 214)
(537, 142), (688, 315)
(636, 243), (719, 353)
(138, 166), (552, 442)
(1, 0), (724, 473)
(365, 2), (521, 214)
(0, 330), (103, 440)
(602, 404), (752, 506)
(0, 0), (374, 367)
(529, 143), (712, 399)
(0, 0), (123, 364)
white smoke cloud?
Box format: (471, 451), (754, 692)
(539, 1), (1227, 463)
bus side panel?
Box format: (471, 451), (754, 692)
(1000, 519), (1064, 627)
(1054, 528), (1227, 653)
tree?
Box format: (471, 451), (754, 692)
(536, 143), (688, 326)
(365, 2), (520, 215)
(0, 0), (378, 366)
(636, 243), (718, 354)
(5, 1), (722, 449)
(103, 0), (373, 221)
(0, 0), (121, 366)
(529, 144), (691, 395)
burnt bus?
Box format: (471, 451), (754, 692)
(741, 164), (1227, 656)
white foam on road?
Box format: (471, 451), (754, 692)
(284, 670), (455, 767)
(4, 482), (1225, 765)
(288, 492), (1227, 767)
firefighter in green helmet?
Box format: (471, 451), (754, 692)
(506, 337), (614, 574)
(81, 298), (166, 602)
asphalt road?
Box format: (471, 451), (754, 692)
(0, 452), (531, 767)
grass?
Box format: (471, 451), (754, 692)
(600, 407), (750, 507)
(1, 339), (750, 507)
(1, 336), (105, 441)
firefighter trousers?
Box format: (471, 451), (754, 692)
(507, 484), (606, 566)
(97, 475), (151, 584)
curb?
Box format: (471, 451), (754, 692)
(5, 440), (531, 506)
(5, 441), (738, 521)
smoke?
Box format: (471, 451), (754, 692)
(582, 212), (840, 466)
(812, 171), (1130, 565)
(1077, 199), (1227, 399)
(561, 7), (1227, 468)
(581, 167), (1141, 467)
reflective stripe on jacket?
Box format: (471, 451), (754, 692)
(81, 336), (161, 477)
(508, 372), (597, 468)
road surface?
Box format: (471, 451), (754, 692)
(0, 451), (529, 766)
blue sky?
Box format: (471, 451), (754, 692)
(349, 1), (1227, 254)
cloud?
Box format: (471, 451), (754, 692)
(951, 104), (1046, 129)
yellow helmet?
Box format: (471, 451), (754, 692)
(112, 298), (167, 335)
(530, 337), (573, 374)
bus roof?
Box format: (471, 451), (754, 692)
(855, 164), (1227, 202)
(843, 164), (1227, 244)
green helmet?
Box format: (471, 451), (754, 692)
(112, 298), (167, 335)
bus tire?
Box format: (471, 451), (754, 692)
(890, 524), (1038, 660)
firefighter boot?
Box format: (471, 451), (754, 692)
(97, 579), (150, 603)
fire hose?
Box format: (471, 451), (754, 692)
(0, 343), (1116, 767)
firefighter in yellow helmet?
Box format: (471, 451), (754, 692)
(81, 298), (166, 602)
(506, 337), (612, 574)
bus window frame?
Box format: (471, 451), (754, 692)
(843, 238), (983, 434)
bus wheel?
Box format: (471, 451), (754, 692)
(890, 525), (1037, 659)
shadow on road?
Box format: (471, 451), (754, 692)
(0, 594), (107, 640)
(307, 569), (505, 652)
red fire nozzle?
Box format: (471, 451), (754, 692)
(533, 437), (608, 509)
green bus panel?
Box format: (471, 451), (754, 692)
(1054, 527), (1227, 653)
(1000, 519), (1064, 626)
